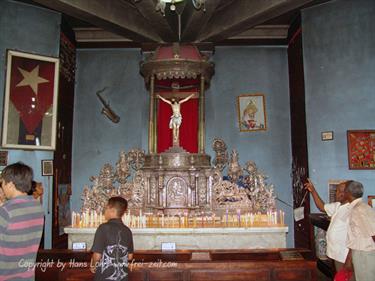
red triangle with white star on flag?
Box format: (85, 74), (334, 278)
(9, 56), (55, 134)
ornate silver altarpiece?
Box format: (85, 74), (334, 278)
(70, 44), (284, 251)
(81, 139), (276, 216)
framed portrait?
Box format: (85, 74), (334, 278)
(2, 50), (59, 150)
(237, 94), (267, 132)
(41, 159), (54, 176)
(347, 130), (375, 169)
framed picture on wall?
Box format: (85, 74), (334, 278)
(2, 50), (59, 150)
(347, 130), (375, 169)
(41, 159), (54, 176)
(237, 94), (267, 132)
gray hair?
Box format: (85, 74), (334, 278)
(345, 181), (364, 199)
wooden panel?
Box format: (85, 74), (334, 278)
(52, 21), (76, 249)
(148, 270), (185, 281)
(35, 249), (316, 281)
(210, 252), (280, 261)
(59, 269), (93, 281)
(287, 15), (314, 252)
(190, 269), (270, 281)
(273, 268), (311, 281)
(129, 270), (146, 281)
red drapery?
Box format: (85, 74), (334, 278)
(157, 94), (198, 153)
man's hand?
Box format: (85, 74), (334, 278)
(303, 178), (326, 212)
(304, 178), (316, 193)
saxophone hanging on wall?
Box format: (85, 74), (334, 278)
(96, 87), (120, 123)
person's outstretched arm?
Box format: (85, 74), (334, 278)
(179, 93), (194, 104)
(157, 95), (171, 104)
(304, 178), (325, 212)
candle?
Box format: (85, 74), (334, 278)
(71, 211), (75, 227)
(76, 214), (81, 228)
(237, 209), (241, 227)
(225, 209), (229, 226)
(90, 210), (94, 227)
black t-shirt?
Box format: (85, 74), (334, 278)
(91, 218), (134, 281)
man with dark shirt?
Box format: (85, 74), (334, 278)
(90, 197), (133, 281)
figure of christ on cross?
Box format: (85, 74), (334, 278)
(157, 93), (194, 146)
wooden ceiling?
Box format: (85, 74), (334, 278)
(24, 0), (331, 47)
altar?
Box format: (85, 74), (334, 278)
(69, 44), (288, 253)
(65, 226), (288, 250)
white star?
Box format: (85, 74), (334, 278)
(16, 65), (49, 94)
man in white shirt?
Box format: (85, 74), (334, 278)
(344, 181), (375, 281)
(305, 179), (351, 274)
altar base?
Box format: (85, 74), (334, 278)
(64, 226), (288, 250)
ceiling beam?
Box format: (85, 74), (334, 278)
(32, 0), (162, 42)
(132, 0), (178, 42)
(229, 25), (289, 40)
(196, 0), (314, 43)
(180, 0), (222, 42)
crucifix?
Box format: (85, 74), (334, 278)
(157, 93), (194, 146)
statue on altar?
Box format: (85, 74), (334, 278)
(115, 150), (131, 184)
(228, 149), (243, 182)
(157, 93), (194, 146)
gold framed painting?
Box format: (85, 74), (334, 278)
(347, 130), (375, 169)
(237, 93), (267, 132)
(2, 50), (59, 150)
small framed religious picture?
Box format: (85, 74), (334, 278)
(0, 151), (8, 166)
(2, 50), (59, 150)
(41, 160), (54, 176)
(347, 130), (375, 169)
(237, 93), (267, 132)
(321, 131), (334, 141)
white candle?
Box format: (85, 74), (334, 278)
(71, 211), (75, 227)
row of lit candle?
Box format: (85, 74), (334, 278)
(71, 210), (285, 228)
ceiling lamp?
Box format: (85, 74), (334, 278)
(155, 0), (205, 16)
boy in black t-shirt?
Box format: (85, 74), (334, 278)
(90, 197), (134, 281)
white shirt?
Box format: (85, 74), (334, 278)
(346, 198), (375, 251)
(324, 202), (350, 263)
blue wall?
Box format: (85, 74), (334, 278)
(302, 0), (375, 210)
(0, 0), (61, 248)
(72, 46), (294, 245)
(71, 49), (149, 212)
(206, 46), (293, 243)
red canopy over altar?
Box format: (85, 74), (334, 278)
(140, 43), (214, 153)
